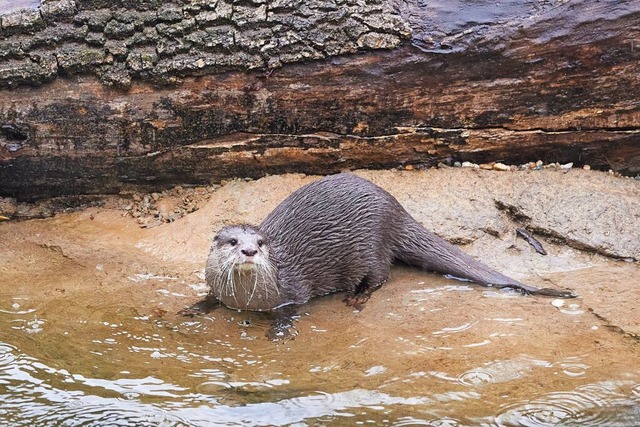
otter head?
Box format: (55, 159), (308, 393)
(213, 225), (268, 270)
(205, 225), (280, 311)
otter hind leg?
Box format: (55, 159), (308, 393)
(178, 293), (221, 317)
(343, 273), (388, 311)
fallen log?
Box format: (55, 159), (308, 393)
(1, 0), (638, 201)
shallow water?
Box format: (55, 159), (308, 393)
(1, 265), (639, 426)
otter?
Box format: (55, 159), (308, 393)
(180, 173), (574, 338)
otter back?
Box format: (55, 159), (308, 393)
(259, 173), (574, 302)
(259, 173), (405, 305)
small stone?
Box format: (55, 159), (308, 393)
(479, 163), (494, 170)
(404, 164), (414, 171)
(1, 8), (44, 33)
(535, 160), (544, 169)
(492, 163), (511, 171)
(0, 197), (18, 217)
(461, 161), (479, 169)
(357, 32), (402, 50)
(583, 164), (591, 171)
(561, 162), (573, 171)
(453, 161), (462, 167)
(40, 0), (77, 20)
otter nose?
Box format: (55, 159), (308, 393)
(241, 248), (258, 257)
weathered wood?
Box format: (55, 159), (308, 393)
(0, 0), (639, 201)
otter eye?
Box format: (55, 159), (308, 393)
(257, 239), (264, 247)
(228, 238), (238, 246)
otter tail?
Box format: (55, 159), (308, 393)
(395, 219), (575, 298)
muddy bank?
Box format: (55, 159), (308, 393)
(1, 167), (639, 425)
(1, 167), (638, 332)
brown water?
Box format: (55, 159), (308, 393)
(1, 265), (639, 426)
(1, 170), (639, 425)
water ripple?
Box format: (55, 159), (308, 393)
(432, 321), (478, 336)
(495, 382), (640, 426)
(394, 416), (464, 426)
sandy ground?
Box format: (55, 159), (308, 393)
(1, 167), (639, 424)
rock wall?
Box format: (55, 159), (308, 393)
(0, 0), (639, 201)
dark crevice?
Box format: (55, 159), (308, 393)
(588, 309), (640, 343)
(495, 200), (638, 262)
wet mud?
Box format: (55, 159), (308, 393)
(1, 168), (639, 425)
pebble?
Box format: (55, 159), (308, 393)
(0, 197), (18, 217)
(461, 161), (479, 169)
(560, 162), (573, 170)
(125, 184), (213, 228)
(492, 162), (511, 171)
(583, 164), (591, 170)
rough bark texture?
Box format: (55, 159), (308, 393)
(0, 0), (408, 88)
(0, 0), (639, 201)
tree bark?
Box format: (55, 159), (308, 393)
(1, 0), (639, 201)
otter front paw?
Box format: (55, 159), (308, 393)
(267, 305), (299, 341)
(178, 305), (203, 317)
(178, 295), (220, 317)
